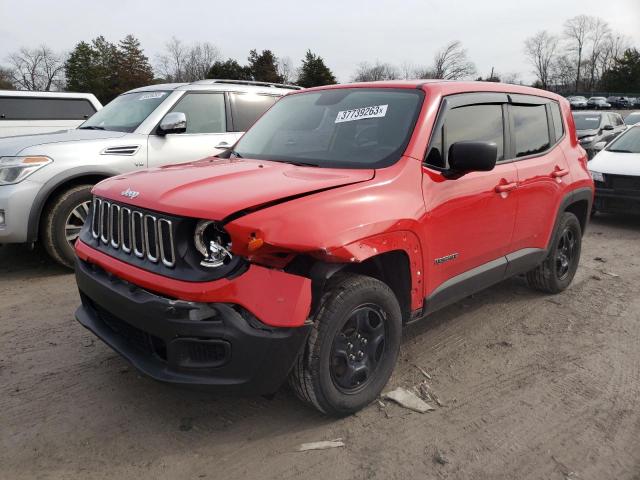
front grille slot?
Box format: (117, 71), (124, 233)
(90, 197), (176, 268)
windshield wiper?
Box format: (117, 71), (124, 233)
(78, 126), (105, 130)
(607, 149), (633, 153)
(277, 160), (319, 167)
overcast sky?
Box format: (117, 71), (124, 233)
(1, 0), (639, 83)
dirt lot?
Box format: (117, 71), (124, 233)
(1, 213), (640, 480)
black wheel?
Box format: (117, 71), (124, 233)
(289, 273), (402, 416)
(42, 185), (93, 269)
(526, 212), (582, 293)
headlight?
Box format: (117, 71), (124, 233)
(580, 136), (596, 144)
(590, 171), (604, 182)
(194, 220), (233, 268)
(0, 156), (52, 185)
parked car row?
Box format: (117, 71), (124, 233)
(567, 95), (640, 110)
(572, 111), (627, 158)
(0, 79), (300, 267)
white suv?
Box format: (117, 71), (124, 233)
(0, 79), (300, 267)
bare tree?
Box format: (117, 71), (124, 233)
(7, 46), (65, 91)
(563, 15), (593, 90)
(552, 54), (577, 93)
(524, 30), (558, 89)
(156, 37), (188, 82)
(277, 56), (294, 84)
(431, 41), (476, 80)
(500, 72), (522, 85)
(352, 61), (399, 82)
(184, 42), (220, 81)
(585, 17), (610, 90)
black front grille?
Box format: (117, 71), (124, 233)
(607, 174), (640, 192)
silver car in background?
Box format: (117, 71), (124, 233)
(0, 79), (300, 267)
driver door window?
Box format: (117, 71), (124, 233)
(148, 92), (239, 167)
(170, 93), (226, 134)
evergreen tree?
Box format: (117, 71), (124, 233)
(116, 35), (154, 93)
(296, 50), (337, 87)
(247, 49), (283, 83)
(66, 35), (153, 103)
(601, 48), (640, 92)
(65, 41), (100, 94)
(207, 59), (252, 80)
(0, 68), (13, 89)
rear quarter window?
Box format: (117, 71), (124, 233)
(0, 97), (96, 120)
(229, 93), (279, 132)
(550, 103), (564, 141)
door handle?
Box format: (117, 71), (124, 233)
(495, 182), (518, 193)
(215, 142), (230, 149)
(551, 168), (569, 178)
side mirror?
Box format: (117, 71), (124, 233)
(602, 124), (614, 131)
(447, 141), (497, 176)
(158, 112), (187, 135)
(593, 141), (607, 152)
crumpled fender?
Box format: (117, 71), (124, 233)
(225, 157), (427, 310)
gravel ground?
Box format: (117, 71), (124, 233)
(1, 213), (640, 479)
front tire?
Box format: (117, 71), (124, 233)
(289, 273), (402, 416)
(42, 185), (93, 269)
(526, 212), (582, 293)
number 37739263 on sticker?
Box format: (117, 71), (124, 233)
(335, 104), (388, 123)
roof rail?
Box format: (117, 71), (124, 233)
(191, 79), (303, 90)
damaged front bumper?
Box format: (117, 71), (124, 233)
(74, 240), (313, 393)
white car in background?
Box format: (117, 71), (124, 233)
(0, 90), (102, 138)
(589, 125), (640, 215)
(0, 79), (300, 267)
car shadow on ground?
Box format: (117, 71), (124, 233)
(590, 212), (640, 232)
(0, 243), (70, 280)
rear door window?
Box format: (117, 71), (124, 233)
(511, 104), (550, 157)
(0, 97), (96, 120)
(426, 104), (504, 168)
(229, 93), (279, 132)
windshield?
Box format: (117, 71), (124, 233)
(232, 88), (424, 168)
(79, 91), (170, 133)
(607, 127), (640, 153)
(573, 113), (601, 130)
(625, 113), (640, 125)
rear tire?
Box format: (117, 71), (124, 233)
(526, 212), (582, 294)
(42, 185), (93, 269)
(289, 273), (402, 416)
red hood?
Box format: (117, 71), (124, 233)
(92, 158), (375, 220)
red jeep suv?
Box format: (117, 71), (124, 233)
(74, 81), (593, 416)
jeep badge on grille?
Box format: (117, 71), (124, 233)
(121, 188), (139, 199)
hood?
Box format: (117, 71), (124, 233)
(0, 129), (127, 156)
(93, 157), (375, 220)
(589, 150), (640, 176)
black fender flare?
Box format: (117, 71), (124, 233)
(546, 187), (593, 252)
(27, 166), (119, 242)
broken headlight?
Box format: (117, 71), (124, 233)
(194, 220), (233, 268)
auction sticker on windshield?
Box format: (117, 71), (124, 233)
(335, 105), (388, 123)
(139, 92), (167, 101)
